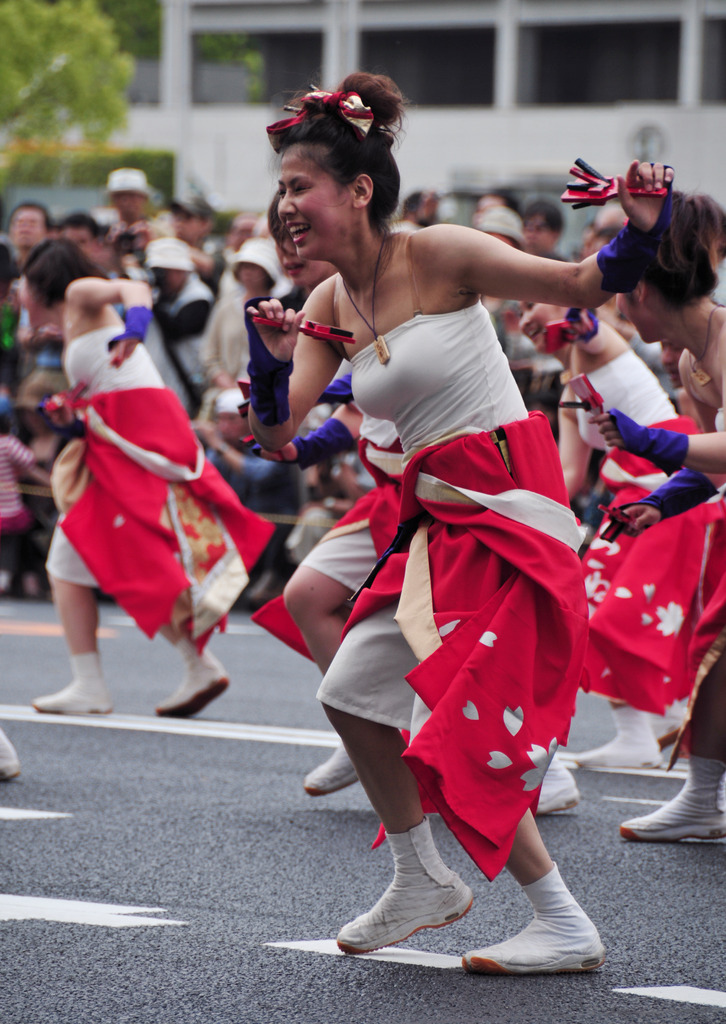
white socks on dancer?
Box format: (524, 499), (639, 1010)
(536, 755), (580, 815)
(154, 635), (229, 717)
(575, 704), (661, 769)
(463, 863), (605, 974)
(33, 652), (112, 715)
(336, 816), (473, 954)
(621, 755), (726, 841)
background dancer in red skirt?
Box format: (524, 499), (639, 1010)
(20, 240), (273, 718)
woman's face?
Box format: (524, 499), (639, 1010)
(615, 290), (665, 343)
(277, 146), (351, 260)
(275, 234), (334, 296)
(518, 300), (568, 353)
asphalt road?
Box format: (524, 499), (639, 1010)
(1, 598), (724, 1024)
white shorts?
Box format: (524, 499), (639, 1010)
(300, 526), (378, 594)
(46, 522), (98, 587)
(316, 606), (419, 730)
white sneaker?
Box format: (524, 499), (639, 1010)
(32, 679), (113, 715)
(575, 736), (662, 769)
(575, 705), (662, 769)
(536, 757), (580, 815)
(304, 744), (358, 796)
(463, 917), (606, 975)
(463, 863), (605, 975)
(621, 792), (726, 841)
(155, 649), (228, 717)
(621, 755), (726, 841)
(337, 818), (473, 954)
(0, 728), (20, 780)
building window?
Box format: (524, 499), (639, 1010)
(518, 22), (680, 104)
(192, 33), (323, 105)
(703, 19), (726, 102)
(361, 29), (494, 106)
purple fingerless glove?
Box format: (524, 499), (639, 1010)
(317, 373), (354, 405)
(292, 417), (355, 470)
(609, 408), (688, 474)
(245, 298), (293, 427)
(565, 308), (599, 341)
(108, 306), (153, 350)
(596, 176), (673, 292)
(638, 467), (717, 520)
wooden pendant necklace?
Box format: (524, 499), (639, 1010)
(690, 304), (722, 387)
(341, 238), (390, 364)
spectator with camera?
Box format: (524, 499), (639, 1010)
(105, 167), (154, 275)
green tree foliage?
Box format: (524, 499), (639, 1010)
(96, 0), (160, 59)
(0, 0), (133, 142)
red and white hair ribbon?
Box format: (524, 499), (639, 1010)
(267, 90), (375, 151)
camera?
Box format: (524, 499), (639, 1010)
(150, 266), (168, 291)
(113, 227), (139, 254)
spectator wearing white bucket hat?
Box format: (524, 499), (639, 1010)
(475, 205), (525, 250)
(143, 237), (214, 415)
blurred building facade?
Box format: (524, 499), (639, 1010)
(116, 0), (726, 214)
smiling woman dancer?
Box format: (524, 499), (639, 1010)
(248, 72), (672, 974)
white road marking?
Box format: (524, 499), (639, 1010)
(266, 939), (462, 969)
(558, 752), (687, 780)
(105, 614), (264, 637)
(0, 894), (187, 927)
(602, 796), (667, 806)
(0, 808), (71, 820)
(0, 705), (339, 749)
(616, 986), (726, 1008)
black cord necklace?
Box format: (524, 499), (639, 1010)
(341, 237), (390, 364)
(690, 303), (723, 387)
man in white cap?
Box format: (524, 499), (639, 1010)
(106, 167), (154, 268)
(144, 237), (214, 415)
(475, 206), (527, 355)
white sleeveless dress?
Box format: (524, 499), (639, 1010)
(318, 302), (529, 728)
(47, 326), (165, 586)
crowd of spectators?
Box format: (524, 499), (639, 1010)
(0, 168), (674, 601)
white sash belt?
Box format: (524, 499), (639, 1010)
(87, 406), (205, 483)
(414, 472), (585, 552)
(599, 457), (667, 492)
(365, 443), (405, 478)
